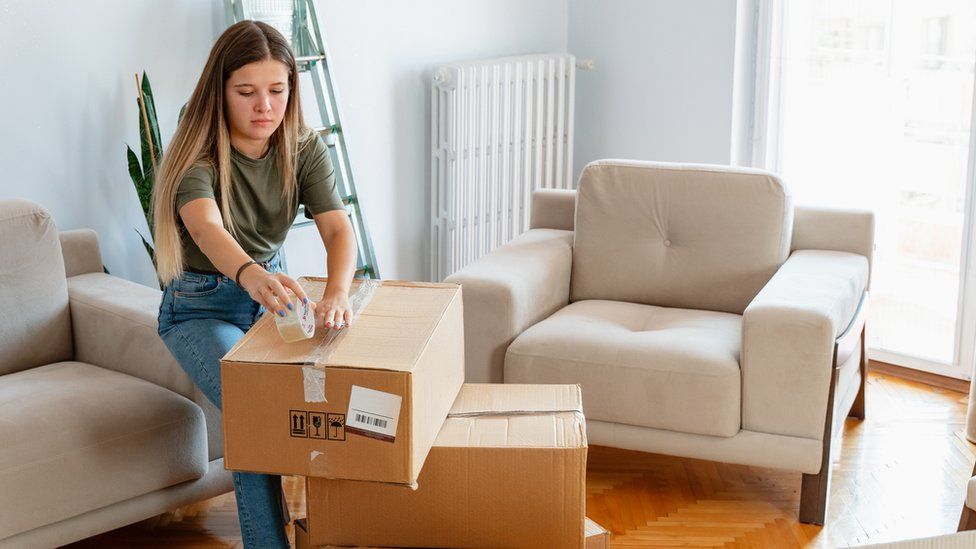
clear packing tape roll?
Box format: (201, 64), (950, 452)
(300, 278), (382, 403)
(275, 294), (317, 342)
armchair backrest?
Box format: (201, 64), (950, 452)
(570, 160), (793, 315)
(0, 199), (73, 375)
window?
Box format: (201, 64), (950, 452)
(750, 0), (976, 375)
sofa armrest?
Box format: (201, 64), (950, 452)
(59, 229), (104, 277)
(741, 249), (869, 441)
(530, 189), (577, 230)
(67, 272), (224, 460)
(445, 229), (573, 382)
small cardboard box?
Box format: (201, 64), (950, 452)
(306, 383), (588, 548)
(221, 278), (465, 486)
(294, 517), (609, 549)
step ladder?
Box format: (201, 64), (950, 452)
(225, 0), (379, 279)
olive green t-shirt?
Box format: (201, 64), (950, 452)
(174, 135), (344, 272)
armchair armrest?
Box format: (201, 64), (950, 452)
(59, 229), (104, 277)
(445, 229), (573, 382)
(530, 189), (576, 230)
(67, 272), (224, 460)
(792, 205), (875, 289)
(741, 249), (869, 441)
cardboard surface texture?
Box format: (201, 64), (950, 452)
(306, 383), (588, 548)
(295, 517), (609, 549)
(221, 278), (465, 486)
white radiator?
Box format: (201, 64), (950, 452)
(430, 53), (576, 281)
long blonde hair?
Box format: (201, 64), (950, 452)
(151, 20), (316, 284)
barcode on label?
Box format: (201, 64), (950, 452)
(346, 385), (401, 442)
(354, 413), (388, 429)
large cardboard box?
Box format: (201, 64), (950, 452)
(294, 517), (610, 549)
(221, 278), (465, 486)
(306, 383), (588, 548)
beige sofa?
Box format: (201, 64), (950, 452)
(446, 160), (874, 525)
(0, 199), (232, 547)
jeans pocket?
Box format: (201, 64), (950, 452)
(175, 272), (223, 298)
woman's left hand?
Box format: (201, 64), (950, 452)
(310, 289), (353, 330)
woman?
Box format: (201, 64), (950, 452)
(151, 20), (358, 548)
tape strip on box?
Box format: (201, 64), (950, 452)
(301, 278), (382, 403)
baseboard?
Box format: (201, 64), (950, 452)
(869, 360), (969, 394)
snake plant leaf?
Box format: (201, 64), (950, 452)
(141, 72), (163, 174)
(126, 145), (152, 215)
(137, 96), (153, 183)
(136, 228), (161, 289)
(126, 145), (143, 186)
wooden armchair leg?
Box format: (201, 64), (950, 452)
(799, 362), (839, 526)
(799, 322), (867, 525)
(799, 467), (830, 525)
(848, 330), (867, 420)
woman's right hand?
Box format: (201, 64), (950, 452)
(238, 265), (309, 317)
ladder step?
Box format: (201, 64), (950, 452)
(295, 53), (326, 65)
(314, 124), (341, 136)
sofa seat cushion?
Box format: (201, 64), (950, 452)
(0, 362), (208, 539)
(505, 300), (742, 437)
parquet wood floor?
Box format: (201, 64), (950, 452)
(64, 372), (975, 548)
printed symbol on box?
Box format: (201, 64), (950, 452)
(308, 412), (326, 440)
(327, 413), (346, 441)
(289, 410), (308, 438)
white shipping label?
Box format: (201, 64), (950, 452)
(345, 385), (402, 442)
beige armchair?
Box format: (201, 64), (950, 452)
(446, 160), (874, 525)
(0, 199), (232, 547)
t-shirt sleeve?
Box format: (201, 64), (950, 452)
(174, 165), (216, 216)
(299, 135), (345, 220)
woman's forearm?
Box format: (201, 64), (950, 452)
(193, 222), (256, 279)
(323, 224), (358, 296)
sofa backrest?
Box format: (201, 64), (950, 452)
(0, 199), (73, 375)
(570, 160), (793, 315)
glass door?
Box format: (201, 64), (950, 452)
(757, 0), (976, 377)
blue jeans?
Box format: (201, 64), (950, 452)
(157, 254), (289, 549)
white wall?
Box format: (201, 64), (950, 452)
(0, 0), (225, 287)
(1, 0), (741, 285)
(0, 0), (565, 286)
(568, 0), (738, 178)
(302, 0), (567, 281)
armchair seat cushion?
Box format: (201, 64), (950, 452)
(505, 300), (742, 437)
(0, 362), (208, 539)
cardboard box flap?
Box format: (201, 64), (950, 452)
(434, 384), (586, 449)
(447, 383), (583, 416)
(436, 411), (585, 448)
(223, 278), (460, 372)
